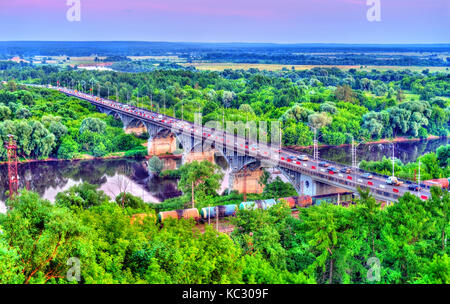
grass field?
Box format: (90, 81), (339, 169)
(181, 62), (450, 73)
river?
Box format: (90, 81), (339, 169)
(0, 138), (448, 213)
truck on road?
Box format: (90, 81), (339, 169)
(385, 176), (403, 186)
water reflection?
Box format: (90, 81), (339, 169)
(0, 158), (183, 212)
(1, 138), (447, 213)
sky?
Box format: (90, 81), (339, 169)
(0, 0), (449, 43)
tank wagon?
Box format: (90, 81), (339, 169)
(158, 208), (200, 222)
(239, 199), (277, 210)
(155, 194), (350, 224)
(200, 205), (237, 219)
(423, 178), (450, 190)
(311, 192), (354, 206)
(277, 196), (313, 208)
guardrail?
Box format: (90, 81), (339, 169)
(274, 157), (402, 201)
(283, 146), (430, 189)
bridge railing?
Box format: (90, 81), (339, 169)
(272, 156), (402, 201)
(283, 147), (427, 188)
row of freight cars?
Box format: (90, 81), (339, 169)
(157, 196), (312, 222)
(155, 193), (355, 223)
(423, 178), (450, 190)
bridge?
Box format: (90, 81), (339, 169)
(35, 85), (432, 204)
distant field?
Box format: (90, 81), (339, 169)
(127, 55), (184, 62)
(181, 62), (450, 73)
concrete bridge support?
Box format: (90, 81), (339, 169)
(144, 123), (176, 156)
(184, 150), (216, 164)
(278, 167), (317, 196)
(231, 166), (265, 194)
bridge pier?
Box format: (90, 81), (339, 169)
(183, 149), (215, 164)
(144, 123), (177, 156)
(278, 167), (317, 196)
(230, 166), (265, 194)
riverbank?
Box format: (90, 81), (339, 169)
(0, 152), (184, 166)
(0, 153), (134, 166)
(287, 135), (447, 151)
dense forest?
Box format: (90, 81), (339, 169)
(0, 159), (448, 284)
(0, 83), (146, 161)
(1, 62), (448, 151)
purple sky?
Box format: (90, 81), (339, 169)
(1, 0), (449, 43)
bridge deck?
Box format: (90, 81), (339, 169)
(33, 85), (432, 203)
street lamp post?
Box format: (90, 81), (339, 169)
(347, 135), (363, 186)
(418, 159), (421, 196)
(310, 127), (323, 170)
(313, 128), (319, 167)
(390, 143), (395, 178)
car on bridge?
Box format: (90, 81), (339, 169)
(361, 173), (373, 179)
(385, 176), (404, 186)
(340, 167), (352, 174)
(287, 156), (296, 162)
(328, 167), (338, 174)
(319, 161), (329, 167)
(408, 184), (422, 191)
(297, 155), (309, 161)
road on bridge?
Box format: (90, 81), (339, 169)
(32, 84), (432, 203)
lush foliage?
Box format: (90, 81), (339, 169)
(2, 65), (448, 149)
(0, 86), (145, 161)
(1, 185), (448, 284)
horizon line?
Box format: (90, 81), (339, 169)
(1, 41), (450, 46)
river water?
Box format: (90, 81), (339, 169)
(0, 138), (448, 213)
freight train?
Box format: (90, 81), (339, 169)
(154, 193), (355, 223)
(423, 178), (450, 190)
(130, 193), (356, 225)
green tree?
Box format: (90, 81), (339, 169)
(178, 161), (224, 206)
(55, 182), (110, 210)
(79, 117), (106, 134)
(2, 191), (86, 284)
(57, 136), (79, 159)
(436, 145), (450, 168)
(0, 228), (25, 284)
(148, 156), (164, 176)
(0, 104), (12, 121)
